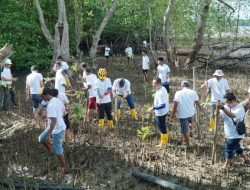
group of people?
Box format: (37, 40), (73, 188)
(1, 53), (249, 170)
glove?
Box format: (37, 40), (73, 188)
(104, 91), (109, 95)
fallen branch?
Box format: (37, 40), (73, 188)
(132, 170), (190, 190)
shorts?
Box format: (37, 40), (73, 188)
(38, 128), (65, 155)
(142, 69), (148, 74)
(179, 117), (193, 134)
(31, 94), (42, 109)
(105, 56), (109, 59)
(87, 97), (97, 110)
(225, 138), (243, 159)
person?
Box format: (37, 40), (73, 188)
(112, 78), (137, 120)
(83, 68), (98, 121)
(38, 88), (67, 169)
(142, 51), (150, 82)
(94, 68), (114, 128)
(157, 57), (171, 94)
(79, 62), (87, 82)
(217, 92), (249, 169)
(104, 45), (111, 63)
(148, 77), (169, 147)
(50, 89), (71, 143)
(53, 62), (67, 94)
(124, 45), (133, 64)
(56, 56), (69, 71)
(171, 81), (200, 145)
(201, 69), (230, 131)
(1, 58), (18, 111)
(26, 65), (44, 121)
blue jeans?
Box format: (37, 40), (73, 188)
(155, 114), (167, 134)
(225, 138), (243, 159)
(31, 94), (42, 109)
(2, 86), (16, 110)
(39, 128), (65, 155)
(117, 94), (135, 109)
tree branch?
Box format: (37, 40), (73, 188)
(34, 0), (54, 47)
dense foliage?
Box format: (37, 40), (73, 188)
(0, 0), (249, 70)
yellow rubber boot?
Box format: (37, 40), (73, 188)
(99, 119), (104, 128)
(209, 118), (215, 132)
(65, 76), (72, 88)
(130, 109), (138, 120)
(156, 133), (169, 147)
(108, 120), (114, 128)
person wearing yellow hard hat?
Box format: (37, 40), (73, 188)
(94, 68), (114, 128)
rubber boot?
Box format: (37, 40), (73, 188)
(108, 120), (114, 128)
(130, 109), (138, 120)
(99, 119), (104, 128)
(156, 133), (169, 148)
(209, 118), (215, 132)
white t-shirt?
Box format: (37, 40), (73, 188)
(104, 47), (111, 56)
(82, 70), (87, 81)
(58, 92), (69, 104)
(207, 78), (229, 102)
(142, 55), (150, 70)
(112, 79), (131, 96)
(55, 69), (66, 93)
(220, 103), (245, 139)
(46, 97), (66, 134)
(248, 86), (250, 93)
(85, 74), (98, 98)
(154, 86), (169, 116)
(157, 64), (170, 83)
(95, 78), (112, 104)
(1, 67), (12, 85)
(125, 47), (133, 57)
(173, 88), (199, 118)
(26, 71), (43, 94)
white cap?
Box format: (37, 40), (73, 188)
(213, 69), (224, 77)
(5, 59), (12, 65)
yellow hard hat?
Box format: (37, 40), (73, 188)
(98, 68), (107, 80)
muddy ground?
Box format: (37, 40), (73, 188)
(0, 56), (250, 189)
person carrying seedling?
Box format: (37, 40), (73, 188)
(94, 68), (114, 128)
(148, 77), (169, 147)
(201, 69), (230, 132)
(217, 92), (250, 169)
(112, 78), (137, 120)
(171, 81), (201, 146)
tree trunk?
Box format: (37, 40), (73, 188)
(148, 1), (153, 51)
(89, 0), (119, 59)
(184, 0), (211, 68)
(34, 0), (70, 66)
(163, 0), (176, 65)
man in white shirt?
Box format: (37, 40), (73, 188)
(142, 51), (150, 82)
(53, 62), (66, 94)
(124, 45), (133, 64)
(38, 88), (67, 169)
(1, 59), (18, 111)
(94, 68), (113, 128)
(172, 81), (200, 145)
(26, 65), (44, 115)
(217, 93), (249, 169)
(104, 45), (111, 64)
(157, 57), (171, 94)
(83, 68), (98, 121)
(201, 69), (230, 131)
(112, 78), (137, 120)
(56, 56), (69, 71)
(148, 77), (169, 147)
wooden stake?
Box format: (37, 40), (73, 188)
(211, 101), (219, 165)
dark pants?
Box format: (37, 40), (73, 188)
(225, 138), (243, 159)
(117, 94), (135, 109)
(2, 86), (16, 110)
(97, 102), (112, 120)
(161, 82), (170, 93)
(64, 113), (70, 129)
(156, 114), (167, 134)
